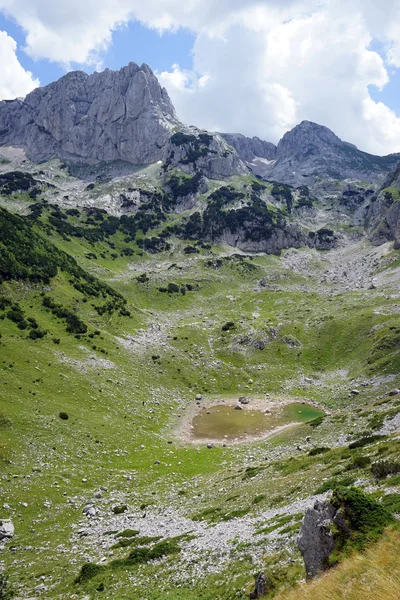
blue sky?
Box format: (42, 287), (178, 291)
(0, 12), (195, 86)
(1, 1), (400, 155)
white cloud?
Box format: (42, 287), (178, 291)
(0, 30), (39, 99)
(1, 0), (400, 153)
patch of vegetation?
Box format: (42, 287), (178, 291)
(0, 573), (14, 599)
(116, 529), (139, 538)
(349, 435), (387, 450)
(308, 447), (330, 456)
(371, 459), (400, 479)
(308, 416), (325, 427)
(329, 487), (395, 559)
(347, 455), (371, 469)
(75, 563), (107, 584)
(112, 505), (128, 515)
(315, 477), (356, 494)
(379, 493), (400, 514)
(0, 171), (38, 195)
(242, 466), (266, 480)
(42, 296), (87, 334)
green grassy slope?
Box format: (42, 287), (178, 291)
(0, 199), (399, 599)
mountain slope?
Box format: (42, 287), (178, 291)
(223, 121), (400, 185)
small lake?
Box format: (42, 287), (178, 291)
(192, 403), (325, 440)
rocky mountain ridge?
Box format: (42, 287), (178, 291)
(222, 121), (400, 186)
(0, 63), (245, 180)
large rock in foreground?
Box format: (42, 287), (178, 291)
(297, 488), (395, 580)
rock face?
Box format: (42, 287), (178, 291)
(220, 133), (276, 162)
(164, 132), (248, 179)
(0, 63), (180, 165)
(224, 122), (399, 185)
(361, 160), (400, 247)
(297, 499), (347, 579)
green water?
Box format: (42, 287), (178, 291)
(192, 403), (325, 440)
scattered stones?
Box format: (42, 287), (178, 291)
(350, 389), (360, 396)
(389, 389), (400, 396)
(195, 394), (203, 401)
(206, 443), (214, 449)
(235, 404), (243, 411)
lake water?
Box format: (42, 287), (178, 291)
(192, 402), (325, 440)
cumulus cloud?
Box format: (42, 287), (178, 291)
(1, 0), (400, 153)
(160, 1), (400, 154)
(0, 30), (39, 99)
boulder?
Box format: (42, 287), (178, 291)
(0, 519), (14, 540)
(249, 571), (268, 599)
(239, 397), (250, 405)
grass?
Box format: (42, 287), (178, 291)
(275, 527), (400, 600)
(0, 181), (399, 598)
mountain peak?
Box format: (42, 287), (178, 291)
(0, 63), (180, 164)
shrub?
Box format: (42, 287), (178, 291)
(331, 487), (395, 548)
(28, 328), (47, 340)
(371, 459), (400, 479)
(348, 456), (371, 469)
(315, 477), (355, 494)
(75, 563), (106, 584)
(222, 321), (235, 332)
(112, 505), (127, 515)
(309, 447), (330, 456)
(349, 435), (386, 449)
(167, 283), (180, 293)
(59, 412), (69, 420)
(116, 529), (139, 538)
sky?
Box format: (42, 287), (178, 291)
(1, 1), (400, 155)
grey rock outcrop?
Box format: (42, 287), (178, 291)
(223, 121), (399, 186)
(269, 121), (400, 185)
(0, 519), (14, 541)
(0, 63), (248, 179)
(361, 160), (400, 247)
(0, 63), (179, 165)
(220, 133), (276, 163)
(164, 132), (248, 179)
(297, 499), (348, 579)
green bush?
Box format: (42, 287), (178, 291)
(75, 563), (106, 584)
(112, 505), (127, 515)
(309, 447), (330, 456)
(349, 435), (386, 449)
(371, 459), (400, 479)
(222, 321), (235, 332)
(348, 456), (371, 469)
